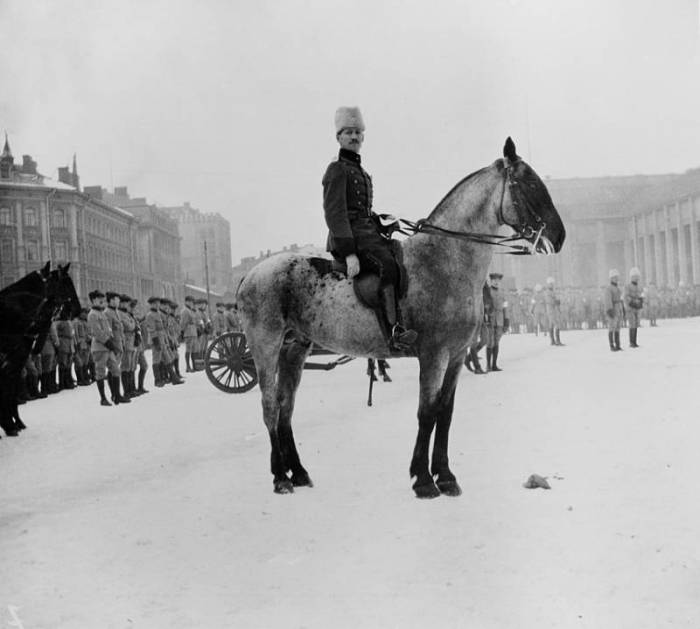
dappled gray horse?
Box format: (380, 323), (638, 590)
(236, 138), (565, 498)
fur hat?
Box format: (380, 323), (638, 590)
(629, 267), (641, 278)
(88, 289), (104, 301)
(335, 106), (365, 133)
(609, 269), (619, 279)
(546, 276), (555, 285)
(105, 291), (120, 302)
(147, 296), (160, 304)
(489, 272), (503, 280)
(185, 295), (194, 303)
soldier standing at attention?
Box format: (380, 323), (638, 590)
(180, 296), (198, 372)
(213, 302), (227, 337)
(87, 290), (118, 406)
(323, 106), (417, 350)
(624, 268), (644, 348)
(544, 276), (564, 346)
(119, 294), (137, 399)
(104, 292), (131, 404)
(130, 299), (149, 395)
(196, 299), (211, 370)
(530, 284), (547, 337)
(464, 282), (491, 375)
(644, 282), (659, 326)
(73, 308), (90, 385)
(167, 300), (185, 381)
(604, 269), (624, 352)
(146, 297), (165, 387)
(485, 272), (507, 372)
(225, 303), (240, 331)
(56, 307), (76, 390)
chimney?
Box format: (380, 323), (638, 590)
(83, 185), (103, 200)
(58, 166), (72, 186)
(114, 186), (128, 198)
(21, 155), (37, 175)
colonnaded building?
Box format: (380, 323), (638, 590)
(0, 135), (183, 303)
(491, 167), (700, 289)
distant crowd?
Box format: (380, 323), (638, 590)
(501, 280), (698, 334)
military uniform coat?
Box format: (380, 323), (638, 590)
(604, 283), (624, 331)
(180, 306), (197, 338)
(624, 281), (644, 328)
(87, 307), (113, 352)
(105, 307), (124, 353)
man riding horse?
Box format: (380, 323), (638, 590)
(323, 106), (417, 351)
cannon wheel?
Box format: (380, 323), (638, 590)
(205, 332), (258, 393)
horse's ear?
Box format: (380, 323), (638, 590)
(41, 261), (51, 276)
(62, 262), (71, 273)
(503, 137), (518, 163)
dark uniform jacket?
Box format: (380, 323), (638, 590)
(87, 307), (113, 352)
(323, 148), (376, 259)
(105, 307), (124, 352)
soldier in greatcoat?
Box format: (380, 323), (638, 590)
(530, 284), (547, 337)
(544, 276), (564, 346)
(624, 268), (644, 348)
(464, 282), (491, 375)
(166, 300), (184, 380)
(225, 303), (240, 332)
(56, 307), (76, 390)
(130, 299), (149, 395)
(119, 294), (137, 398)
(604, 269), (624, 352)
(323, 106), (416, 351)
(180, 295), (198, 372)
(104, 291), (130, 404)
(87, 290), (120, 406)
(485, 272), (508, 371)
(72, 308), (91, 385)
(212, 302), (227, 337)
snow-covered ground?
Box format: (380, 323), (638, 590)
(2, 320), (700, 629)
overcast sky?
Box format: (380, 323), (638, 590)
(1, 0), (698, 261)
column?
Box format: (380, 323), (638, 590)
(596, 220), (607, 285)
(690, 195), (700, 284)
(632, 215), (639, 267)
(664, 205), (675, 286)
(676, 200), (688, 284)
(40, 196), (50, 262)
(653, 210), (665, 286)
(69, 204), (82, 297)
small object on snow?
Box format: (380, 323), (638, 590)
(523, 474), (551, 489)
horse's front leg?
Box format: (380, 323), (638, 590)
(410, 350), (450, 499)
(430, 359), (463, 496)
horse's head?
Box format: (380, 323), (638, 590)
(499, 137), (565, 254)
(47, 263), (81, 318)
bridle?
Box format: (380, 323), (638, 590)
(394, 159), (552, 255)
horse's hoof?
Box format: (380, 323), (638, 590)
(274, 479), (294, 494)
(291, 472), (313, 487)
(4, 430), (19, 437)
(437, 479), (462, 496)
(414, 482), (441, 499)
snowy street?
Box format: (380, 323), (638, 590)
(2, 320), (700, 629)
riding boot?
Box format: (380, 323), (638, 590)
(485, 347), (492, 372)
(491, 344), (502, 371)
(174, 357), (183, 379)
(630, 328), (639, 348)
(167, 363), (184, 385)
(137, 367), (150, 394)
(555, 329), (565, 346)
(614, 330), (622, 351)
(28, 372), (42, 399)
(96, 379), (111, 406)
(379, 284), (417, 350)
(608, 331), (616, 351)
(111, 374), (131, 404)
(633, 328), (640, 347)
(154, 363), (165, 388)
(121, 373), (132, 399)
(64, 367), (75, 389)
(549, 327), (556, 345)
(185, 352), (193, 372)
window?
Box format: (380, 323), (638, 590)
(26, 240), (39, 261)
(24, 207), (37, 227)
(54, 240), (67, 261)
(53, 208), (66, 228)
(1, 238), (14, 262)
(0, 208), (12, 225)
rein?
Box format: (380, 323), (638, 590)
(390, 162), (548, 256)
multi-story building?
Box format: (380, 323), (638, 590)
(86, 186), (183, 303)
(0, 136), (136, 300)
(160, 202), (232, 296)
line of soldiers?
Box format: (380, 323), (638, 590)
(502, 280), (700, 334)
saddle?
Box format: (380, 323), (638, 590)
(328, 240), (408, 309)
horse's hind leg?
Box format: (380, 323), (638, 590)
(278, 342), (313, 488)
(430, 359), (463, 496)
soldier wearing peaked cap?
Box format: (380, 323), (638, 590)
(180, 295), (198, 372)
(544, 276), (564, 346)
(484, 272), (507, 371)
(323, 106), (417, 352)
(212, 302), (227, 337)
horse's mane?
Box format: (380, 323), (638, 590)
(426, 162), (500, 221)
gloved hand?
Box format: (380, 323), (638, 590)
(345, 253), (360, 279)
(104, 338), (117, 353)
(152, 336), (161, 349)
(606, 308), (614, 318)
(504, 318), (510, 331)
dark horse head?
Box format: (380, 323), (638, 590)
(500, 137), (565, 255)
(47, 263), (81, 319)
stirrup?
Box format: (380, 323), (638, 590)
(389, 324), (418, 350)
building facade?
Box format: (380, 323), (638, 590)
(490, 169), (700, 289)
(160, 202), (232, 296)
(0, 137), (136, 300)
(87, 186), (183, 303)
